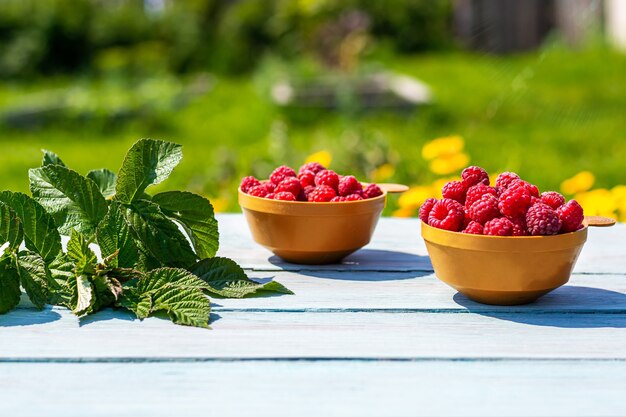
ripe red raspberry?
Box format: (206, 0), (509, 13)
(530, 196), (541, 206)
(330, 196), (347, 202)
(315, 170), (340, 190)
(308, 185), (337, 202)
(442, 180), (468, 204)
(465, 184), (496, 209)
(345, 194), (363, 201)
(498, 186), (532, 218)
(461, 166), (489, 187)
(240, 176), (261, 193)
(298, 162), (326, 176)
(541, 191), (565, 210)
(275, 177), (302, 196)
(509, 179), (539, 197)
(273, 192), (296, 201)
(298, 170), (316, 188)
(510, 216), (528, 236)
(363, 183), (383, 199)
(495, 172), (520, 190)
(526, 203), (562, 236)
(270, 165), (296, 185)
(248, 184), (273, 198)
(303, 185), (315, 199)
(557, 200), (584, 233)
(468, 194), (500, 225)
(462, 221), (484, 235)
(419, 198), (437, 224)
(484, 217), (514, 236)
(428, 198), (465, 231)
(266, 193), (275, 199)
(338, 175), (363, 197)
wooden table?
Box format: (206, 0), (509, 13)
(2, 214), (626, 417)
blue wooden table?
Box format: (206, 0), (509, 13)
(2, 214), (626, 417)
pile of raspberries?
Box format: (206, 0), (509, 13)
(240, 163), (383, 202)
(419, 166), (584, 236)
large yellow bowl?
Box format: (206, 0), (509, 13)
(239, 188), (387, 264)
(422, 222), (589, 305)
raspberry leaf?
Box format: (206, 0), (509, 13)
(0, 255), (21, 314)
(87, 169), (117, 199)
(115, 138), (182, 204)
(41, 149), (66, 167)
(29, 165), (108, 236)
(96, 202), (139, 269)
(152, 191), (219, 259)
(0, 201), (23, 251)
(190, 257), (294, 298)
(15, 251), (49, 310)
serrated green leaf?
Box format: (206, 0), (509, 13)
(16, 251), (49, 310)
(0, 191), (61, 262)
(87, 169), (117, 199)
(47, 254), (74, 306)
(29, 165), (108, 236)
(152, 191), (219, 259)
(67, 229), (97, 276)
(190, 257), (293, 298)
(0, 201), (23, 251)
(96, 202), (139, 268)
(152, 286), (209, 328)
(41, 149), (66, 167)
(115, 139), (182, 204)
(124, 200), (197, 268)
(0, 255), (21, 314)
(70, 275), (94, 316)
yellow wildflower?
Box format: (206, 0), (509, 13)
(561, 171), (595, 195)
(575, 189), (617, 218)
(429, 152), (470, 175)
(398, 185), (435, 209)
(489, 172), (500, 187)
(370, 163), (395, 183)
(392, 207), (416, 218)
(305, 150), (332, 168)
(422, 135), (464, 160)
(210, 197), (229, 213)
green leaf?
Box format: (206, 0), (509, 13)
(152, 191), (219, 259)
(41, 149), (66, 167)
(115, 138), (182, 204)
(66, 229), (97, 276)
(190, 257), (293, 298)
(47, 254), (74, 307)
(87, 169), (117, 199)
(0, 191), (61, 262)
(124, 200), (197, 268)
(96, 202), (139, 268)
(29, 165), (108, 236)
(70, 274), (95, 316)
(0, 256), (21, 314)
(91, 275), (122, 312)
(16, 251), (49, 310)
(0, 201), (23, 251)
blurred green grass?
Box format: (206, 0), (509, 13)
(0, 46), (625, 213)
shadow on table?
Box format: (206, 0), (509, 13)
(268, 249), (432, 281)
(79, 309), (223, 327)
(453, 286), (626, 328)
(0, 306), (61, 327)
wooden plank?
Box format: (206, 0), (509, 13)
(215, 214), (626, 274)
(2, 361), (626, 417)
(2, 309), (626, 360)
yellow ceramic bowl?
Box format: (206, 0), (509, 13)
(239, 187), (390, 264)
(422, 222), (589, 305)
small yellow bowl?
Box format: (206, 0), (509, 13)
(422, 216), (615, 305)
(239, 183), (406, 264)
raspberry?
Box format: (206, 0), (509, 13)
(303, 185), (315, 199)
(298, 162), (326, 175)
(270, 165), (296, 185)
(465, 184), (497, 209)
(248, 184), (273, 198)
(461, 166), (490, 187)
(275, 177), (302, 196)
(557, 200), (584, 233)
(498, 186), (531, 218)
(509, 179), (539, 197)
(510, 216), (528, 236)
(541, 191), (565, 210)
(468, 194), (500, 225)
(315, 170), (340, 190)
(442, 180), (467, 204)
(308, 185), (337, 202)
(338, 175), (363, 197)
(345, 194), (363, 201)
(428, 198), (465, 231)
(330, 196), (347, 202)
(298, 170), (316, 188)
(526, 203), (562, 236)
(530, 196), (541, 206)
(266, 193), (275, 199)
(273, 191), (296, 201)
(363, 183), (383, 199)
(419, 198), (437, 224)
(462, 221), (484, 235)
(495, 172), (521, 190)
(240, 176), (261, 193)
(484, 217), (514, 236)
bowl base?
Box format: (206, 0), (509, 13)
(273, 249), (357, 265)
(456, 287), (557, 305)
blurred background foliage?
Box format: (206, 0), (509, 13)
(0, 0), (625, 220)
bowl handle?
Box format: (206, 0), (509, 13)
(378, 183), (410, 194)
(583, 216), (616, 227)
